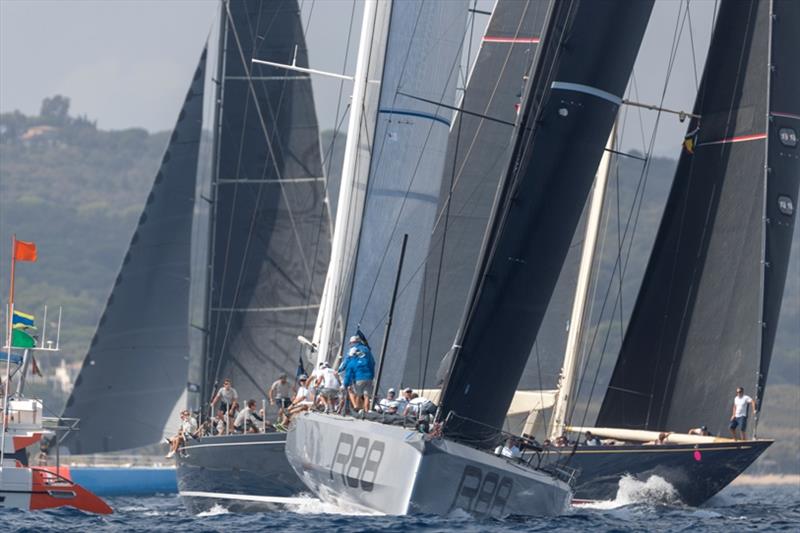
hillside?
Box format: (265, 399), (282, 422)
(0, 100), (797, 474)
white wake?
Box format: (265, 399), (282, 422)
(286, 493), (382, 516)
(576, 475), (681, 509)
(196, 503), (230, 517)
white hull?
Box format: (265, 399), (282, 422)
(286, 411), (571, 517)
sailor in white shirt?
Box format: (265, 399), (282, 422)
(315, 362), (341, 413)
(729, 386), (756, 440)
(234, 399), (264, 433)
(403, 394), (436, 418)
(166, 409), (197, 458)
(210, 378), (239, 432)
(377, 388), (400, 414)
(285, 375), (315, 422)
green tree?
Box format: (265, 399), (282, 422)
(40, 95), (71, 125)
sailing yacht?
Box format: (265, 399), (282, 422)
(541, 0), (799, 506)
(175, 0), (330, 512)
(285, 0), (654, 517)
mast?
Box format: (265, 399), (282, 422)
(315, 0), (380, 364)
(550, 126), (615, 441)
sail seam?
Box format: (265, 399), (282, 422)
(210, 305), (320, 313)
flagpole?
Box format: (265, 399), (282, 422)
(1, 235), (17, 473)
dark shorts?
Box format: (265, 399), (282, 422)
(218, 401), (231, 414)
(276, 397), (291, 409)
(729, 416), (747, 431)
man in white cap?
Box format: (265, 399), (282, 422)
(377, 388), (400, 414)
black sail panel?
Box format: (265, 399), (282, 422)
(204, 0), (328, 404)
(404, 0), (551, 389)
(439, 0), (653, 443)
(759, 0), (800, 409)
(62, 49), (206, 454)
(597, 0), (790, 435)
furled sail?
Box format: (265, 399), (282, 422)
(202, 0), (329, 404)
(342, 0), (467, 392)
(438, 0), (654, 444)
(598, 0), (799, 436)
(404, 0), (552, 389)
(61, 49), (207, 454)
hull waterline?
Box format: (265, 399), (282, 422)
(175, 432), (308, 513)
(541, 439), (773, 506)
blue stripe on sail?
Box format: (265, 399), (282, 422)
(378, 108), (451, 127)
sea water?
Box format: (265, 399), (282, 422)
(2, 480), (798, 532)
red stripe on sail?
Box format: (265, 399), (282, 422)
(698, 132), (767, 147)
(482, 36), (540, 44)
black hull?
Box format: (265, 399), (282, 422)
(175, 432), (307, 513)
(541, 440), (772, 506)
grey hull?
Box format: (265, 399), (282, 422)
(285, 412), (571, 517)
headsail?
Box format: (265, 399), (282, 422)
(598, 0), (799, 436)
(342, 0), (467, 392)
(438, 0), (654, 444)
(203, 0), (328, 404)
(404, 0), (551, 390)
(61, 48), (207, 454)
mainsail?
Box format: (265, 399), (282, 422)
(203, 0), (328, 404)
(62, 49), (207, 453)
(438, 0), (654, 443)
(404, 0), (551, 389)
(598, 0), (800, 436)
(342, 0), (467, 392)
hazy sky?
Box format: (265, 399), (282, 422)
(1, 0), (717, 157)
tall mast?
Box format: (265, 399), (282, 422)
(550, 126), (615, 440)
(314, 0), (380, 364)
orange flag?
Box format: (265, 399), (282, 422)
(13, 240), (37, 262)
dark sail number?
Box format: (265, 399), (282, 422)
(330, 432), (385, 492)
(451, 465), (513, 517)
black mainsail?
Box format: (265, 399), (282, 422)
(202, 0), (328, 405)
(598, 0), (799, 436)
(405, 0), (551, 389)
(62, 49), (207, 454)
(438, 0), (654, 443)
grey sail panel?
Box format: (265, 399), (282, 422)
(343, 0), (467, 392)
(404, 0), (552, 389)
(62, 49), (206, 454)
(204, 0), (328, 403)
(596, 0), (794, 436)
(439, 0), (654, 444)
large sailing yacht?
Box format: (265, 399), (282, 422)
(547, 0), (799, 505)
(285, 0), (654, 517)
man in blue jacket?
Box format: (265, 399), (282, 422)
(349, 336), (375, 411)
(337, 336), (359, 413)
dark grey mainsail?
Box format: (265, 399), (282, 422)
(203, 0), (328, 404)
(342, 0), (467, 392)
(404, 0), (551, 389)
(598, 0), (799, 436)
(62, 49), (207, 454)
(438, 0), (654, 443)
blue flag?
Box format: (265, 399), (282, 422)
(355, 328), (370, 348)
(296, 356), (306, 379)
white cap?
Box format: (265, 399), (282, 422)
(349, 335), (360, 344)
(388, 388), (396, 394)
